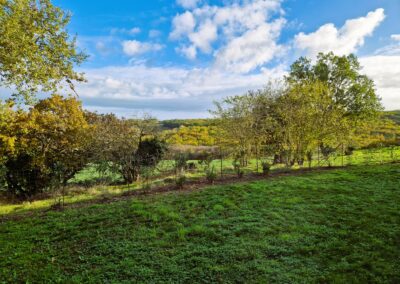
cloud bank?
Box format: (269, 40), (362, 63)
(72, 3), (399, 118)
(294, 8), (385, 57)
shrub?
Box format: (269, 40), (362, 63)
(206, 166), (217, 184)
(345, 146), (355, 156)
(1, 96), (91, 199)
(233, 160), (244, 178)
(175, 175), (186, 189)
(261, 162), (271, 176)
(174, 153), (189, 175)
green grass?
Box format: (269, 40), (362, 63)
(68, 163), (121, 185)
(1, 163), (399, 283)
(70, 146), (400, 184)
(1, 146), (398, 216)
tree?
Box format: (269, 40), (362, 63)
(286, 52), (383, 120)
(2, 95), (91, 198)
(276, 80), (349, 166)
(0, 100), (17, 163)
(284, 52), (383, 165)
(134, 138), (167, 185)
(212, 53), (382, 169)
(213, 94), (255, 167)
(0, 0), (87, 102)
(89, 114), (166, 184)
(88, 114), (140, 184)
(212, 83), (284, 168)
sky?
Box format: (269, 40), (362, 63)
(52, 0), (400, 119)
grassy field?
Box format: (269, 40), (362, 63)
(1, 163), (399, 283)
(1, 146), (399, 216)
(70, 146), (400, 184)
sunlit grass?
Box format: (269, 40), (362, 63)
(1, 146), (399, 216)
(1, 163), (399, 282)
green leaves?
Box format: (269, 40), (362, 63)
(286, 52), (383, 120)
(0, 0), (87, 102)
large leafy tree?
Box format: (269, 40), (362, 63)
(0, 0), (87, 102)
(286, 52), (383, 120)
(213, 53), (383, 167)
(276, 80), (350, 165)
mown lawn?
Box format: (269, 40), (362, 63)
(1, 164), (399, 283)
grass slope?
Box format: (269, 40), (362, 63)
(1, 164), (399, 283)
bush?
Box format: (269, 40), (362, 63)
(1, 96), (90, 199)
(175, 175), (186, 189)
(174, 153), (189, 175)
(206, 166), (217, 184)
(233, 160), (244, 179)
(261, 162), (271, 176)
(164, 177), (174, 184)
(345, 146), (355, 156)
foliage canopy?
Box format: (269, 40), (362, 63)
(0, 0), (87, 102)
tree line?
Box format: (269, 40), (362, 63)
(1, 52), (392, 199)
(212, 52), (386, 169)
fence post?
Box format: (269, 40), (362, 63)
(220, 146), (223, 178)
(255, 144), (259, 174)
(341, 143), (344, 167)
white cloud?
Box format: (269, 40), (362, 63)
(122, 40), (164, 56)
(95, 41), (111, 55)
(215, 19), (285, 73)
(73, 3), (399, 119)
(74, 64), (286, 118)
(169, 0), (285, 72)
(169, 11), (196, 40)
(177, 45), (197, 60)
(295, 8), (385, 57)
(177, 0), (200, 10)
(130, 27), (141, 35)
(374, 34), (400, 56)
(74, 55), (399, 119)
(111, 27), (141, 35)
(391, 34), (400, 41)
(360, 55), (400, 110)
(188, 19), (217, 53)
(149, 29), (162, 38)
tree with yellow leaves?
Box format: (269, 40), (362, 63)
(1, 95), (91, 199)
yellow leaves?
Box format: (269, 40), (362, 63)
(0, 134), (15, 155)
(163, 126), (219, 146)
(0, 94), (90, 166)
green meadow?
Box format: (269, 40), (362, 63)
(1, 163), (399, 283)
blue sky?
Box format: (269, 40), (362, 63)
(53, 0), (400, 119)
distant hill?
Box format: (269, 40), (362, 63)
(160, 111), (400, 148)
(160, 111), (400, 130)
(160, 119), (216, 130)
(384, 110), (400, 125)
